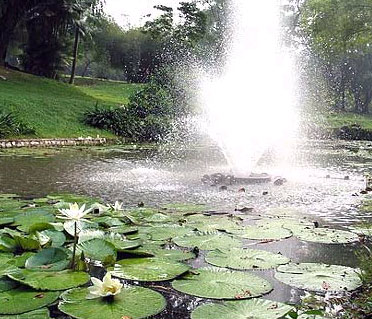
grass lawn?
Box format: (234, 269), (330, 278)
(323, 111), (372, 130)
(0, 68), (142, 138)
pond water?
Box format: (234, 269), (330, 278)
(1, 139), (371, 318)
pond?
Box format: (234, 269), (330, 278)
(0, 139), (371, 318)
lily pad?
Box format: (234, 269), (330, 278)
(0, 277), (18, 292)
(25, 248), (70, 271)
(256, 218), (314, 235)
(78, 239), (117, 265)
(206, 248), (290, 270)
(295, 228), (359, 244)
(191, 299), (294, 319)
(39, 230), (66, 247)
(143, 225), (194, 241)
(275, 263), (362, 292)
(185, 215), (243, 233)
(8, 269), (90, 291)
(172, 267), (272, 299)
(0, 288), (59, 314)
(231, 225), (292, 240)
(152, 248), (195, 261)
(110, 257), (189, 282)
(0, 308), (51, 319)
(108, 225), (138, 234)
(13, 210), (55, 233)
(173, 232), (242, 250)
(59, 286), (166, 319)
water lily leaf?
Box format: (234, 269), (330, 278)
(256, 218), (315, 235)
(59, 286), (166, 319)
(0, 288), (59, 314)
(231, 225), (292, 240)
(143, 225), (194, 241)
(173, 232), (242, 250)
(39, 230), (66, 247)
(206, 248), (290, 270)
(14, 252), (35, 268)
(78, 239), (116, 265)
(13, 210), (55, 232)
(108, 225), (138, 234)
(25, 248), (70, 271)
(349, 224), (372, 236)
(107, 237), (141, 251)
(152, 248), (195, 261)
(191, 299), (294, 319)
(63, 220), (99, 236)
(172, 267), (272, 299)
(0, 217), (14, 226)
(0, 236), (16, 252)
(0, 277), (18, 292)
(93, 216), (123, 227)
(0, 308), (51, 319)
(295, 228), (359, 244)
(13, 236), (40, 251)
(8, 269), (90, 291)
(275, 263), (362, 292)
(185, 215), (243, 233)
(110, 257), (189, 282)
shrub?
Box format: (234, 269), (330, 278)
(0, 112), (35, 138)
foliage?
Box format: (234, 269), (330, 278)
(0, 112), (35, 138)
(0, 68), (141, 138)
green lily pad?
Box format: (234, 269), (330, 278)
(108, 225), (138, 234)
(14, 252), (35, 268)
(152, 248), (195, 261)
(13, 236), (40, 251)
(185, 215), (243, 233)
(206, 248), (290, 270)
(78, 239), (117, 265)
(0, 288), (59, 314)
(0, 236), (16, 252)
(295, 228), (359, 244)
(256, 218), (315, 235)
(59, 286), (166, 319)
(110, 257), (189, 282)
(173, 232), (242, 250)
(143, 225), (194, 241)
(25, 248), (70, 271)
(13, 210), (55, 233)
(191, 299), (294, 319)
(231, 225), (292, 240)
(275, 263), (362, 292)
(39, 230), (66, 247)
(0, 277), (18, 292)
(349, 224), (372, 236)
(93, 216), (124, 227)
(172, 267), (272, 299)
(0, 308), (51, 319)
(8, 269), (90, 291)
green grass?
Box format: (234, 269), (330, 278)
(322, 111), (372, 130)
(0, 68), (142, 138)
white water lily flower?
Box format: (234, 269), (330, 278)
(57, 203), (90, 221)
(87, 272), (123, 299)
(111, 201), (123, 211)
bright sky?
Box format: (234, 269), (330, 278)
(104, 0), (187, 28)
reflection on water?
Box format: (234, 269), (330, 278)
(0, 139), (371, 311)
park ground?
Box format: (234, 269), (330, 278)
(0, 67), (371, 140)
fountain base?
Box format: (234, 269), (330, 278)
(202, 173), (272, 185)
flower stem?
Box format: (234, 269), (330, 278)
(71, 221), (77, 270)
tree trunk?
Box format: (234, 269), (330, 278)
(0, 1), (24, 66)
(69, 27), (80, 84)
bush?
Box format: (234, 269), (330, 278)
(0, 112), (35, 138)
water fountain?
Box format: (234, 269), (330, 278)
(201, 0), (298, 180)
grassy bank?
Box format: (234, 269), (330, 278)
(323, 111), (372, 130)
(0, 68), (142, 138)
